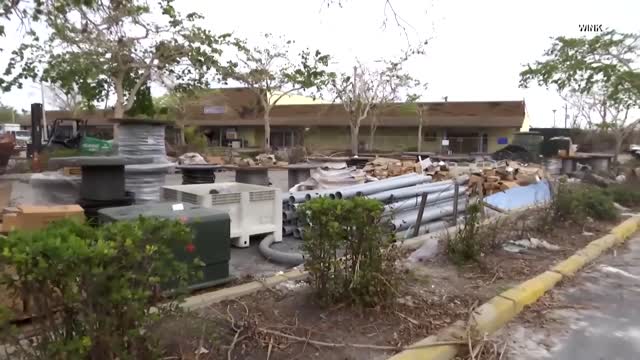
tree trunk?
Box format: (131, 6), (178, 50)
(350, 123), (359, 156)
(264, 113), (272, 153)
(369, 124), (376, 152)
(614, 132), (624, 164)
(417, 120), (423, 153)
(113, 79), (125, 140)
(178, 122), (186, 145)
(369, 112), (378, 152)
(113, 79), (125, 119)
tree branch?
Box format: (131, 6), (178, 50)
(124, 57), (155, 111)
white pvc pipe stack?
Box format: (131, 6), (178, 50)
(383, 188), (466, 215)
(400, 220), (450, 239)
(390, 198), (468, 231)
(327, 173), (420, 200)
(367, 175), (469, 203)
(333, 173), (431, 199)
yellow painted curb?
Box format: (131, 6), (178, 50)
(388, 215), (640, 360)
(611, 216), (640, 243)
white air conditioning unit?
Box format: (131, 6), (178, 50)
(162, 182), (282, 248)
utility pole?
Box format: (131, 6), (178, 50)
(40, 82), (48, 141)
(552, 109), (557, 128)
(564, 104), (568, 128)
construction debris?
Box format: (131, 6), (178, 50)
(288, 162), (366, 192)
(362, 157), (418, 179)
(468, 162), (545, 196)
(178, 152), (207, 165)
(256, 153), (276, 166)
(503, 237), (560, 253)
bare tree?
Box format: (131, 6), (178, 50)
(330, 63), (385, 155)
(45, 84), (84, 116)
(219, 34), (332, 152)
(563, 88), (639, 161)
(520, 29), (640, 162)
(415, 103), (429, 152)
(367, 62), (418, 151)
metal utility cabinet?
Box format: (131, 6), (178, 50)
(161, 182), (282, 247)
(98, 202), (232, 290)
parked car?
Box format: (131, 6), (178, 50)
(630, 144), (640, 159)
(14, 130), (30, 150)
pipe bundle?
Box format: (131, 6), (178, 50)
(281, 171), (469, 241)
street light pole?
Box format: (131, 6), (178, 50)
(552, 109), (557, 128)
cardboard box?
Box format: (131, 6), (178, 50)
(1, 213), (20, 232)
(0, 182), (12, 211)
(470, 174), (485, 185)
(483, 169), (496, 177)
(206, 156), (225, 165)
(63, 167), (82, 176)
(16, 205), (85, 230)
(498, 181), (519, 191)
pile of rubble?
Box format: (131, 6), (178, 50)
(177, 152), (288, 167)
(468, 162), (545, 196)
(362, 158), (420, 179)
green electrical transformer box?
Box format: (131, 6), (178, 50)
(98, 202), (232, 290)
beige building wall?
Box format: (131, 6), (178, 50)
(235, 125), (520, 153)
(303, 127), (445, 152)
(485, 128), (519, 153)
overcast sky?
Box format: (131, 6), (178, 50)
(0, 0), (638, 127)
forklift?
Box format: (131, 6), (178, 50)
(45, 118), (89, 150)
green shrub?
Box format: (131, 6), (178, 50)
(446, 203), (491, 265)
(300, 197), (398, 307)
(0, 217), (199, 359)
(554, 184), (618, 223)
(184, 126), (208, 153)
(605, 184), (640, 208)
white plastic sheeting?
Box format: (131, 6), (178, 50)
(116, 123), (167, 162)
(29, 171), (81, 204)
(288, 162), (366, 192)
(484, 180), (551, 212)
(125, 163), (175, 202)
(178, 152), (207, 165)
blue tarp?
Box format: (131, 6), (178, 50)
(485, 180), (551, 211)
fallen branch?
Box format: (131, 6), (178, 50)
(259, 328), (465, 351)
(227, 330), (247, 360)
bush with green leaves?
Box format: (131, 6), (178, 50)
(0, 217), (199, 359)
(299, 197), (398, 307)
(605, 184), (640, 208)
(446, 203), (488, 265)
(554, 183), (618, 223)
(184, 126), (208, 153)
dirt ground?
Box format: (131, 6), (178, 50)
(156, 277), (477, 360)
(152, 208), (624, 360)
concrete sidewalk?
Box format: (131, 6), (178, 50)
(506, 232), (640, 359)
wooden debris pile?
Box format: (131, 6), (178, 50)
(362, 157), (418, 179)
(469, 162), (545, 196)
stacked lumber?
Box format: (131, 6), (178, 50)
(424, 162), (454, 182)
(63, 166), (82, 176)
(469, 163), (545, 196)
(363, 158), (417, 179)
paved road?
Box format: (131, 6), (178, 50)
(506, 231), (640, 359)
